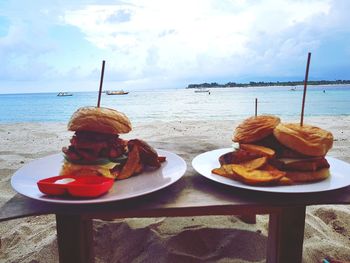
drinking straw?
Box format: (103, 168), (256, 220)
(300, 52), (311, 126)
(255, 98), (258, 117)
(97, 60), (106, 107)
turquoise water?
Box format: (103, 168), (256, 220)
(0, 85), (349, 123)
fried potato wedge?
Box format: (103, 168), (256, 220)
(213, 157), (266, 176)
(240, 157), (267, 170)
(239, 144), (275, 158)
(262, 163), (282, 171)
(277, 177), (294, 185)
(128, 139), (161, 168)
(212, 166), (228, 176)
(219, 149), (263, 165)
(231, 165), (286, 185)
(117, 145), (142, 180)
(212, 165), (239, 180)
(260, 164), (292, 184)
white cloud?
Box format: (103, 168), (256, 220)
(2, 0), (350, 93)
(61, 0), (332, 80)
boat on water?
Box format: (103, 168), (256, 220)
(106, 90), (129, 95)
(57, 92), (73, 96)
(289, 87), (296, 91)
(194, 88), (210, 93)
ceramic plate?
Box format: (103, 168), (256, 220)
(11, 150), (186, 204)
(192, 148), (350, 193)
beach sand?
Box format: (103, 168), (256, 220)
(1, 116), (350, 262)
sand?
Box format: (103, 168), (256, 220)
(1, 116), (350, 263)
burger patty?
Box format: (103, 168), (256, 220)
(63, 131), (128, 162)
(269, 157), (330, 172)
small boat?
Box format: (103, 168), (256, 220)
(106, 90), (129, 95)
(194, 88), (210, 93)
(289, 87), (296, 91)
(57, 92), (73, 96)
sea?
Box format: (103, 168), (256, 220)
(0, 85), (349, 123)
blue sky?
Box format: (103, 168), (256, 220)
(0, 0), (350, 94)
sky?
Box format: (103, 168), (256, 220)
(0, 0), (350, 94)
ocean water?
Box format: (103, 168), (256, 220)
(0, 85), (349, 123)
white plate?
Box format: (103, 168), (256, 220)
(11, 150), (186, 204)
(192, 148), (350, 193)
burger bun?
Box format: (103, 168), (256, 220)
(68, 106), (132, 134)
(233, 115), (281, 143)
(273, 123), (333, 157)
(285, 168), (330, 183)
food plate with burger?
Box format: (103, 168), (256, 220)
(11, 106), (186, 203)
(192, 115), (350, 193)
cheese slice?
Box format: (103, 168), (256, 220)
(60, 161), (120, 179)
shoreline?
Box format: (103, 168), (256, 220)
(186, 83), (350, 90)
(1, 83), (350, 96)
(1, 118), (350, 262)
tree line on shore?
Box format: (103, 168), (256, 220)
(186, 79), (350, 89)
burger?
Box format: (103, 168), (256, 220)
(61, 106), (163, 179)
(228, 115), (334, 184)
(220, 115), (281, 165)
(270, 123), (333, 182)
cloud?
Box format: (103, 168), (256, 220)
(61, 0), (334, 79)
(0, 0), (350, 93)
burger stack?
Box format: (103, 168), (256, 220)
(61, 106), (163, 180)
(213, 115), (334, 185)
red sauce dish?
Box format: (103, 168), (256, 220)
(37, 175), (114, 198)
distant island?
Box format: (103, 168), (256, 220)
(186, 79), (350, 89)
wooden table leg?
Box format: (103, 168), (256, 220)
(267, 206), (306, 263)
(56, 214), (94, 263)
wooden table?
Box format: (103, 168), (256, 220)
(1, 159), (350, 263)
